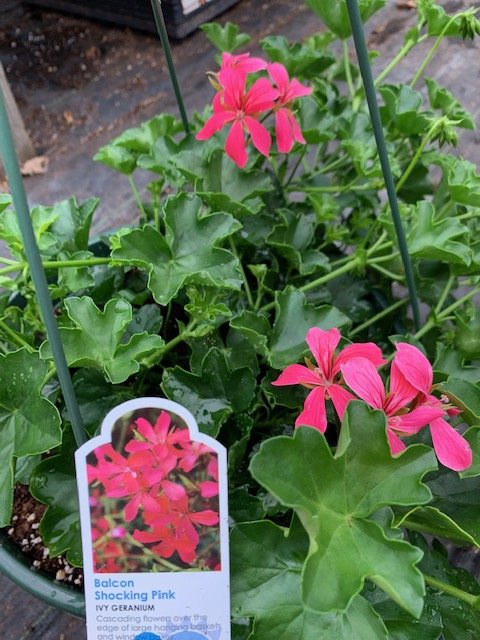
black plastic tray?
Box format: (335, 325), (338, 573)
(26, 0), (241, 39)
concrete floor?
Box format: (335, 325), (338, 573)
(0, 0), (479, 637)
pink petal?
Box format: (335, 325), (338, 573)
(154, 410), (171, 441)
(295, 386), (327, 432)
(196, 111), (235, 140)
(340, 357), (386, 410)
(243, 116), (272, 158)
(387, 428), (407, 455)
(333, 342), (386, 376)
(135, 417), (156, 442)
(225, 119), (248, 168)
(394, 342), (433, 395)
(244, 77), (279, 113)
(384, 360), (420, 415)
(199, 481), (219, 498)
(124, 494), (141, 522)
(267, 62), (290, 94)
(328, 384), (355, 421)
(305, 327), (341, 380)
(272, 363), (321, 387)
(290, 112), (307, 145)
(161, 480), (187, 501)
(275, 109), (296, 154)
(285, 78), (313, 101)
(393, 404), (444, 434)
(430, 418), (473, 471)
(190, 510), (220, 526)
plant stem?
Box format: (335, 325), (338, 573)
(260, 256), (360, 313)
(0, 257), (111, 276)
(370, 262), (405, 281)
(0, 318), (35, 352)
(343, 40), (355, 100)
(434, 274), (455, 316)
(229, 237), (254, 308)
(410, 13), (467, 88)
(350, 297), (409, 337)
(375, 34), (427, 86)
(396, 120), (440, 192)
(128, 175), (147, 221)
(415, 286), (480, 340)
(284, 148), (307, 188)
(294, 181), (377, 194)
(423, 574), (480, 609)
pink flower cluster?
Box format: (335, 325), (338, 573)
(88, 411), (220, 572)
(273, 328), (473, 471)
(196, 52), (312, 167)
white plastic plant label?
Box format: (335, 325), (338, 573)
(75, 398), (230, 640)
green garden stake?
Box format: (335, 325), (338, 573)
(345, 0), (421, 332)
(0, 87), (88, 447)
(150, 0), (190, 133)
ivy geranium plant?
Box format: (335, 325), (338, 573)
(1, 0), (480, 637)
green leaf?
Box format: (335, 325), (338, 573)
(0, 421), (15, 526)
(425, 77), (474, 129)
(364, 582), (443, 640)
(417, 0), (465, 37)
(230, 310), (270, 358)
(267, 209), (330, 276)
(304, 0), (385, 39)
(56, 250), (95, 293)
(112, 194), (242, 305)
(260, 35), (335, 77)
(396, 505), (479, 547)
(175, 149), (272, 203)
(94, 144), (138, 175)
(30, 454), (82, 566)
(380, 85), (432, 135)
(162, 348), (256, 437)
(460, 428), (480, 479)
(0, 349), (62, 457)
(413, 532), (480, 640)
(73, 370), (134, 437)
(250, 402), (437, 616)
(229, 486), (266, 524)
(447, 158), (480, 207)
(200, 21), (251, 52)
(438, 377), (480, 426)
(408, 201), (472, 266)
(427, 470), (480, 545)
(231, 520), (388, 640)
(268, 286), (350, 369)
(40, 297), (165, 384)
(0, 193), (12, 213)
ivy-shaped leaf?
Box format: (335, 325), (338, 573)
(408, 201), (472, 265)
(112, 193), (243, 304)
(40, 297), (164, 383)
(250, 402), (437, 616)
(395, 505), (480, 547)
(380, 84), (432, 135)
(231, 519), (388, 640)
(0, 349), (62, 457)
(425, 77), (474, 130)
(438, 377), (480, 425)
(200, 21), (251, 52)
(162, 347), (256, 437)
(267, 209), (330, 276)
(260, 35), (335, 78)
(30, 454), (82, 566)
(0, 349), (62, 526)
(427, 470), (480, 545)
(268, 286), (350, 369)
(413, 532), (480, 640)
(304, 0), (385, 40)
(173, 149), (272, 203)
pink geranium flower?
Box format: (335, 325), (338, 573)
(267, 62), (312, 153)
(218, 52), (267, 85)
(272, 327), (386, 432)
(196, 67), (278, 168)
(393, 342), (472, 471)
